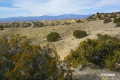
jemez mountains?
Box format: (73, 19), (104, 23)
(0, 14), (89, 22)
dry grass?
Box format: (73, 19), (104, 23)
(0, 19), (120, 60)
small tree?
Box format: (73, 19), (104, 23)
(73, 30), (88, 39)
(47, 32), (61, 42)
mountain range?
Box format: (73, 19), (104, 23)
(0, 14), (89, 22)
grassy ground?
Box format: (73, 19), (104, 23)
(0, 20), (120, 60)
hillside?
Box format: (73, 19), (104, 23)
(88, 12), (120, 20)
(0, 18), (120, 60)
(0, 12), (120, 80)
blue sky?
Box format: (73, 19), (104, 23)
(0, 0), (120, 18)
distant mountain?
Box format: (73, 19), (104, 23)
(0, 14), (89, 22)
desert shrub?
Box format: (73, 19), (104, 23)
(64, 22), (71, 25)
(0, 25), (4, 30)
(104, 18), (112, 23)
(22, 22), (32, 27)
(11, 22), (20, 28)
(50, 23), (56, 26)
(33, 21), (44, 27)
(98, 15), (105, 20)
(87, 15), (96, 21)
(0, 34), (65, 80)
(105, 50), (120, 70)
(0, 24), (13, 28)
(73, 30), (88, 39)
(116, 22), (120, 27)
(110, 14), (117, 18)
(0, 24), (10, 28)
(97, 34), (116, 40)
(96, 12), (102, 19)
(47, 32), (61, 42)
(114, 18), (120, 23)
(76, 19), (83, 23)
(65, 34), (120, 70)
(104, 14), (109, 18)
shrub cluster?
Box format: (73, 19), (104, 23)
(87, 15), (97, 21)
(0, 25), (4, 30)
(87, 12), (119, 22)
(113, 18), (120, 27)
(65, 34), (120, 70)
(114, 18), (120, 23)
(73, 30), (88, 39)
(0, 34), (65, 80)
(116, 22), (120, 27)
(76, 19), (83, 23)
(22, 22), (32, 27)
(11, 22), (20, 27)
(0, 22), (32, 28)
(47, 32), (61, 42)
(32, 21), (44, 27)
(104, 18), (112, 23)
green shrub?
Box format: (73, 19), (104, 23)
(114, 18), (120, 23)
(0, 25), (4, 30)
(116, 22), (120, 27)
(33, 21), (44, 27)
(22, 22), (32, 27)
(87, 15), (96, 21)
(104, 18), (112, 23)
(73, 30), (88, 39)
(47, 32), (61, 42)
(105, 50), (120, 70)
(76, 19), (83, 23)
(97, 34), (115, 40)
(65, 34), (120, 70)
(96, 12), (103, 19)
(0, 34), (64, 80)
(11, 22), (20, 27)
(110, 14), (117, 18)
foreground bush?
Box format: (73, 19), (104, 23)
(47, 32), (61, 42)
(0, 34), (64, 80)
(73, 30), (88, 39)
(65, 34), (120, 70)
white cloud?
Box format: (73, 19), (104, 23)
(95, 0), (120, 8)
(0, 0), (120, 17)
(12, 0), (97, 16)
(0, 6), (29, 17)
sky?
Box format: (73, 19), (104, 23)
(0, 0), (120, 18)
